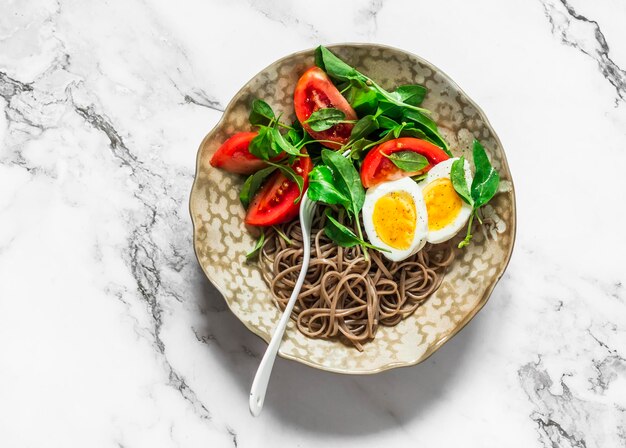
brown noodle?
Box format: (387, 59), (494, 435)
(259, 209), (455, 351)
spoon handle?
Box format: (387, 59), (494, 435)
(249, 218), (312, 417)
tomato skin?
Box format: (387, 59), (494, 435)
(244, 155), (313, 227)
(210, 132), (267, 175)
(294, 67), (357, 149)
(360, 138), (450, 188)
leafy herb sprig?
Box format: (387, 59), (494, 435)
(240, 100), (313, 207)
(307, 149), (387, 256)
(314, 46), (450, 154)
(450, 140), (501, 248)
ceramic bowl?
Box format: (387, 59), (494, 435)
(189, 44), (516, 374)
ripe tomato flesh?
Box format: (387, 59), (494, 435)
(294, 67), (357, 149)
(210, 132), (266, 175)
(244, 155), (313, 226)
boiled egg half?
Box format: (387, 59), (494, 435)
(362, 177), (428, 262)
(421, 158), (473, 244)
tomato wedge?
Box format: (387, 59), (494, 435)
(360, 138), (450, 188)
(210, 132), (266, 175)
(294, 67), (357, 149)
(245, 155), (313, 226)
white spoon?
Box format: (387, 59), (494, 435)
(249, 191), (317, 416)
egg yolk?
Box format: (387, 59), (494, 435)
(423, 178), (462, 231)
(372, 191), (417, 250)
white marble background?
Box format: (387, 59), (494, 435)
(1, 0), (625, 447)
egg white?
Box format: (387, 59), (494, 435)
(362, 177), (428, 262)
(422, 158), (473, 244)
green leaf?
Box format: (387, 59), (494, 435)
(350, 115), (378, 141)
(321, 149), (365, 216)
(349, 138), (374, 159)
(324, 210), (389, 251)
(305, 108), (346, 132)
(450, 157), (473, 206)
(391, 85), (427, 107)
(314, 46), (364, 82)
(267, 162), (304, 203)
(272, 226), (293, 245)
(239, 166), (277, 208)
(377, 115), (399, 129)
(246, 232), (265, 260)
(402, 109), (450, 154)
(411, 172), (428, 183)
(324, 210), (362, 247)
(307, 166), (351, 209)
(377, 101), (403, 119)
(470, 140), (500, 208)
(248, 126), (272, 160)
(270, 128), (304, 156)
(346, 79), (379, 115)
(285, 127), (301, 146)
(382, 151), (429, 173)
(249, 99), (275, 126)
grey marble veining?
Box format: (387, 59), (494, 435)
(1, 0), (625, 447)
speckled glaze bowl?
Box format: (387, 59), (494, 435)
(190, 44), (516, 374)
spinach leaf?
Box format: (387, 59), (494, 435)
(249, 99), (275, 126)
(450, 157), (473, 206)
(382, 151), (429, 172)
(321, 149), (365, 215)
(305, 108), (346, 132)
(239, 166), (277, 208)
(350, 115), (378, 141)
(377, 101), (403, 120)
(270, 128), (304, 156)
(471, 140), (500, 208)
(315, 46), (364, 82)
(391, 85), (427, 107)
(349, 138), (374, 159)
(411, 172), (428, 183)
(377, 115), (399, 129)
(324, 210), (389, 251)
(324, 210), (362, 247)
(307, 166), (351, 209)
(246, 232), (265, 260)
(346, 79), (379, 114)
(248, 126), (274, 160)
(457, 140), (502, 249)
(401, 109), (450, 154)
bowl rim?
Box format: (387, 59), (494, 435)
(189, 42), (517, 375)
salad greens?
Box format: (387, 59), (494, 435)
(246, 231), (265, 259)
(382, 151), (429, 173)
(305, 108), (349, 132)
(308, 148), (374, 254)
(239, 166), (277, 208)
(244, 100), (310, 202)
(451, 140), (501, 248)
(314, 46), (450, 154)
(240, 46), (501, 252)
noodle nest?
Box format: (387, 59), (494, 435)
(259, 209), (455, 351)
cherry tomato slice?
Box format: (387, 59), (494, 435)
(294, 67), (357, 149)
(360, 138), (450, 188)
(244, 155), (313, 227)
(210, 132), (267, 175)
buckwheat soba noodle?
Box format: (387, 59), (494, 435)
(259, 208), (455, 351)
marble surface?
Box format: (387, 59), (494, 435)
(1, 0), (625, 446)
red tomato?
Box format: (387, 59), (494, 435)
(360, 138), (450, 188)
(294, 67), (357, 149)
(210, 132), (266, 175)
(245, 155), (313, 227)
